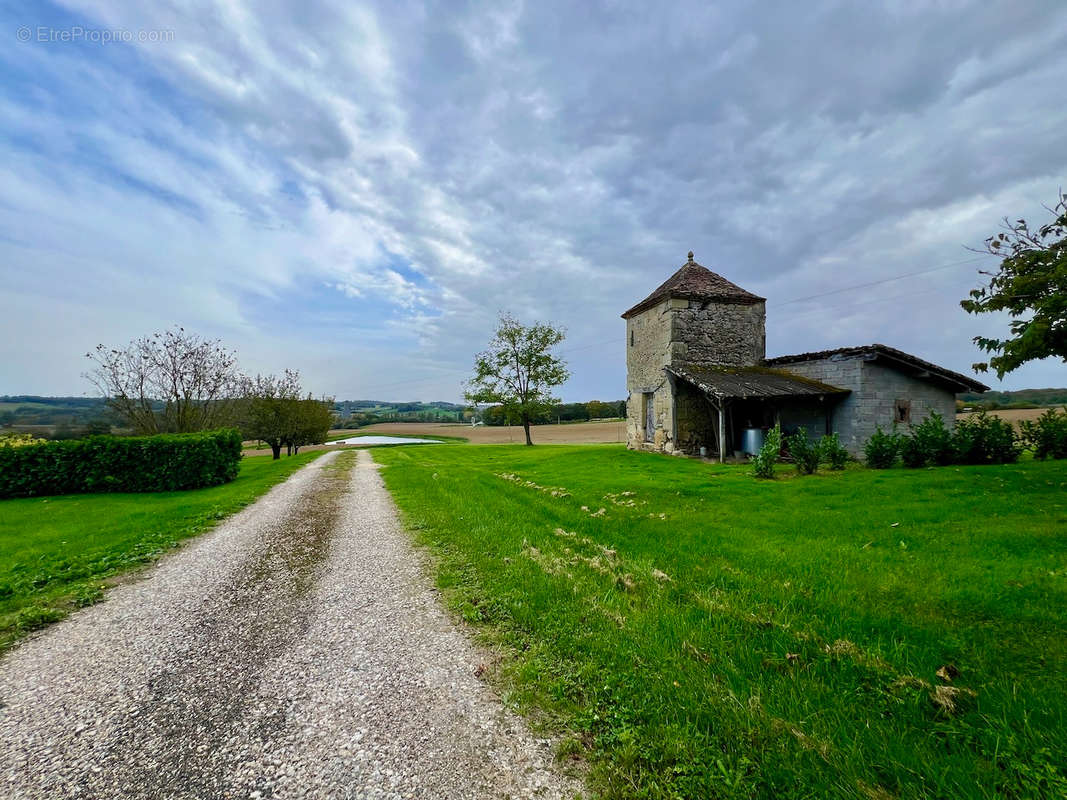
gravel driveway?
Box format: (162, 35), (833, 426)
(0, 450), (580, 799)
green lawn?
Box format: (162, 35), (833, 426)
(0, 451), (322, 649)
(373, 444), (1067, 799)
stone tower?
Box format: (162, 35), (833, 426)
(621, 252), (766, 451)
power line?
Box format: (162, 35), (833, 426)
(776, 273), (981, 322)
(771, 256), (986, 307)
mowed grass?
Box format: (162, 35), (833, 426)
(374, 444), (1067, 799)
(0, 451), (323, 649)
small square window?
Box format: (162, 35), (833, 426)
(894, 399), (911, 424)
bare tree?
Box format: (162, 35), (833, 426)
(466, 313), (569, 446)
(85, 327), (245, 434)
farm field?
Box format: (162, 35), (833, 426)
(241, 420), (626, 455)
(360, 419), (628, 444)
(374, 444), (1067, 799)
(0, 451), (323, 650)
(959, 407), (1060, 426)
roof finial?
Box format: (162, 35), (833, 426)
(687, 250), (694, 263)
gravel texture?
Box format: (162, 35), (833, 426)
(0, 450), (580, 799)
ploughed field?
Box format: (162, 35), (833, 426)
(0, 452), (323, 649)
(373, 444), (1067, 799)
(359, 420), (628, 444)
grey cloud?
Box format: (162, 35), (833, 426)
(2, 0), (1065, 398)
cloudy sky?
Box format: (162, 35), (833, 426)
(2, 0), (1065, 402)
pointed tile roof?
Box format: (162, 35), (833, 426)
(621, 252), (765, 319)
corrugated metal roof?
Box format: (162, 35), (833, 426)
(667, 364), (850, 399)
(621, 252), (765, 319)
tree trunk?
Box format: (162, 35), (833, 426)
(522, 413), (533, 446)
(270, 442), (281, 460)
(286, 443), (292, 456)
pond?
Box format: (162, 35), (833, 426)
(326, 436), (441, 446)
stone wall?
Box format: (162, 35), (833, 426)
(671, 300), (766, 366)
(625, 302), (673, 449)
(774, 356), (957, 454)
(776, 397), (837, 439)
(673, 380), (716, 454)
(769, 357), (865, 450)
(853, 361), (958, 448)
(624, 296), (766, 453)
(625, 301), (672, 390)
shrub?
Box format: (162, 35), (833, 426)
(911, 412), (955, 467)
(952, 412), (1021, 465)
(786, 428), (820, 475)
(819, 433), (849, 470)
(864, 427), (900, 469)
(752, 423), (782, 479)
(899, 434), (927, 468)
(0, 429), (242, 499)
(1020, 408), (1067, 459)
(898, 413), (954, 468)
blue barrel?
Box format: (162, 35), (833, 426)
(741, 428), (765, 455)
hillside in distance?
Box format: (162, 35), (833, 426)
(959, 387), (1067, 409)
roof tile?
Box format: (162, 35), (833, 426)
(621, 252), (765, 318)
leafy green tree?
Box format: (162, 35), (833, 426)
(242, 371), (302, 459)
(284, 396), (334, 455)
(466, 313), (570, 446)
(482, 405), (511, 426)
(962, 193), (1067, 377)
(586, 400), (616, 419)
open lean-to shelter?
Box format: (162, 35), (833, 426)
(623, 252), (989, 460)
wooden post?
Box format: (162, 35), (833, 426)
(718, 401), (726, 464)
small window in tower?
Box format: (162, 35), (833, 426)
(894, 399), (911, 424)
(630, 330), (634, 347)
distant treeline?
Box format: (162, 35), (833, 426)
(335, 399), (467, 428)
(0, 395), (120, 436)
(481, 400), (626, 426)
(333, 398), (627, 428)
(958, 387), (1067, 410)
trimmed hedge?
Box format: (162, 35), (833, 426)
(0, 429), (242, 498)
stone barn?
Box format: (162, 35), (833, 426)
(623, 252), (989, 459)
